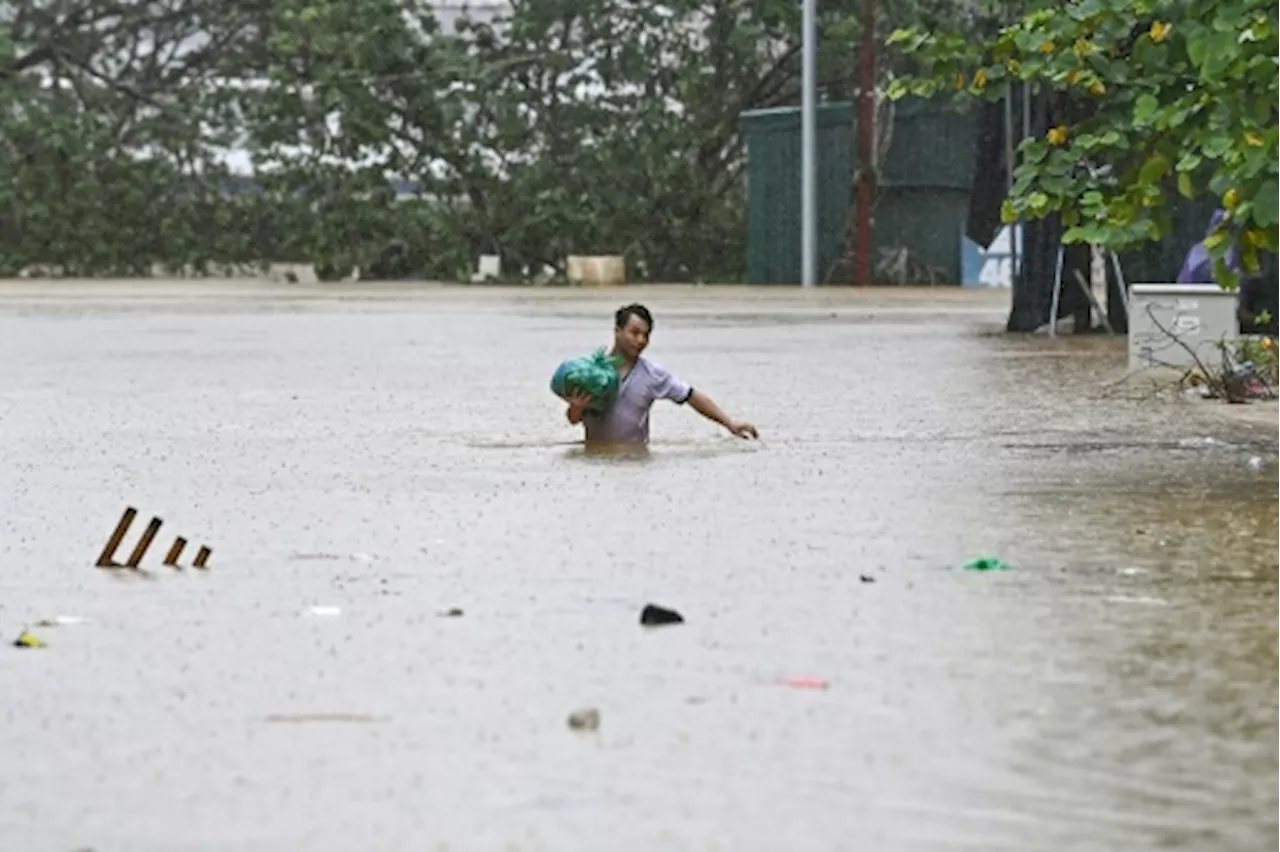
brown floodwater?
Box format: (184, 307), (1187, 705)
(0, 281), (1275, 852)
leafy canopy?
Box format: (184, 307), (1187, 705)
(887, 0), (1279, 285)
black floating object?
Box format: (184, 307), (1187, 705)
(640, 604), (684, 627)
(859, 574), (876, 583)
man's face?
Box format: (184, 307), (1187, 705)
(614, 314), (651, 359)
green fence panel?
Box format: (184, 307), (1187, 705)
(740, 97), (979, 284)
(740, 102), (854, 285)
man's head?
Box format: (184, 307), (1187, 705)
(613, 303), (653, 360)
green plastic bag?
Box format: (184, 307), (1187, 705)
(550, 349), (623, 415)
(962, 556), (1012, 572)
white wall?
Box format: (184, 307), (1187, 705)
(428, 1), (509, 33)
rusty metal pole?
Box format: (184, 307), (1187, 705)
(855, 0), (876, 286)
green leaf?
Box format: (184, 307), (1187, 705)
(1177, 171), (1196, 199)
(1019, 142), (1048, 165)
(1175, 153), (1202, 173)
(1203, 137), (1232, 159)
(1242, 241), (1261, 273)
(1186, 29), (1209, 68)
(1201, 30), (1239, 78)
(1209, 173), (1234, 196)
(1065, 0), (1099, 21)
(1133, 94), (1160, 124)
(1074, 133), (1101, 152)
(1138, 154), (1171, 185)
(1213, 258), (1241, 290)
(1040, 175), (1072, 195)
(1063, 222), (1108, 244)
(1253, 180), (1279, 228)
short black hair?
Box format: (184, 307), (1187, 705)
(615, 303), (654, 331)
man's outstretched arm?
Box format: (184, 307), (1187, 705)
(687, 389), (758, 439)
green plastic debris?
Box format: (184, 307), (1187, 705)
(550, 349), (623, 415)
(962, 557), (1012, 572)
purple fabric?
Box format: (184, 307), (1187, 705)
(1176, 244), (1215, 284)
(1176, 209), (1240, 283)
(583, 357), (692, 444)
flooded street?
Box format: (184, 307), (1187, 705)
(0, 281), (1275, 852)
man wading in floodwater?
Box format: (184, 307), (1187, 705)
(563, 304), (759, 446)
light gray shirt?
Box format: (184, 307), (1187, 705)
(583, 357), (693, 444)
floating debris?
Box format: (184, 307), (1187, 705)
(439, 607), (465, 618)
(639, 604), (684, 626)
(32, 615), (86, 627)
(961, 557), (1012, 572)
(782, 676), (829, 690)
(12, 628), (47, 648)
(305, 606), (342, 617)
(567, 707), (601, 731)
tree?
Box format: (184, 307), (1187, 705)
(242, 0), (828, 281)
(375, 0), (989, 282)
(886, 0), (1279, 286)
(1, 0), (996, 281)
(0, 0), (271, 275)
(447, 0), (807, 280)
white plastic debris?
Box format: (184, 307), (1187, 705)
(33, 615), (86, 627)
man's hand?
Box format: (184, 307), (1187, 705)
(565, 391), (593, 425)
(687, 390), (757, 439)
